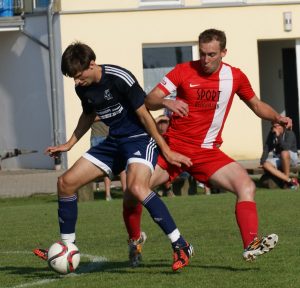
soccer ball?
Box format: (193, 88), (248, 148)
(47, 241), (80, 274)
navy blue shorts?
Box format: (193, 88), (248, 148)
(83, 133), (158, 179)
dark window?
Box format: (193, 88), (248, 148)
(143, 46), (192, 68)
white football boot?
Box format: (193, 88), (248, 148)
(243, 233), (278, 261)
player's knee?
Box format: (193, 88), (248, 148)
(57, 175), (74, 196)
(123, 191), (139, 208)
(242, 180), (256, 199)
(262, 161), (272, 170)
(281, 150), (290, 159)
(236, 178), (255, 201)
(127, 182), (147, 202)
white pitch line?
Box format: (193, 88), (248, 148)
(4, 279), (57, 288)
(0, 251), (108, 288)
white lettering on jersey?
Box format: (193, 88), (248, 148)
(201, 65), (233, 148)
(96, 104), (123, 119)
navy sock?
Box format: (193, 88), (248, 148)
(142, 191), (178, 235)
(58, 195), (78, 234)
(172, 235), (187, 249)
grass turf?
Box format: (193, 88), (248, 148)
(0, 188), (299, 288)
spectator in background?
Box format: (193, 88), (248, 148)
(260, 122), (299, 189)
(156, 114), (170, 135)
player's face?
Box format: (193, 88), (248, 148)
(73, 61), (97, 87)
(199, 39), (227, 74)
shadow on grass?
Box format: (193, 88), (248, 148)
(149, 259), (259, 272)
(198, 264), (259, 272)
(0, 265), (59, 279)
(76, 259), (175, 275)
(0, 259), (259, 284)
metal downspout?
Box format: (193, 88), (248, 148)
(47, 0), (61, 169)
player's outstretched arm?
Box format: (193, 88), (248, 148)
(135, 104), (192, 168)
(245, 95), (292, 128)
(45, 112), (95, 158)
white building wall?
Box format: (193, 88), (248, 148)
(58, 3), (300, 166)
(2, 1), (300, 170)
(0, 15), (57, 169)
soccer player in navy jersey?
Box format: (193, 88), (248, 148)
(143, 29), (292, 261)
(33, 42), (193, 271)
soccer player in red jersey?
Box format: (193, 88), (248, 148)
(143, 29), (292, 261)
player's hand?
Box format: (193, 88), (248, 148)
(44, 144), (70, 158)
(276, 115), (292, 129)
(163, 149), (192, 168)
(164, 99), (189, 117)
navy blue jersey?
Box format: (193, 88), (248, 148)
(75, 64), (147, 137)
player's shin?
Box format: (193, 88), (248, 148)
(142, 191), (186, 248)
(58, 194), (78, 244)
(123, 201), (143, 240)
(235, 201), (258, 248)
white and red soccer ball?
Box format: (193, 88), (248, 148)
(47, 241), (80, 274)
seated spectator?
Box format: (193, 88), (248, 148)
(260, 122), (299, 189)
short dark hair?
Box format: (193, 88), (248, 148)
(61, 41), (96, 77)
(198, 29), (227, 50)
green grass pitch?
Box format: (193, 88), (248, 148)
(0, 188), (299, 288)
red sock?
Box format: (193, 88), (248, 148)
(235, 201), (258, 248)
(123, 202), (142, 240)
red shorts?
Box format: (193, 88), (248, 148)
(157, 138), (234, 184)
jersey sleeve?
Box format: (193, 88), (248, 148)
(157, 64), (182, 96)
(114, 69), (146, 111)
(236, 70), (256, 101)
(75, 86), (94, 114)
(126, 82), (147, 110)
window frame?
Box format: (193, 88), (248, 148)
(139, 0), (182, 7)
(202, 0), (246, 4)
(142, 42), (198, 94)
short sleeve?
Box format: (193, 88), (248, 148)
(236, 70), (255, 101)
(112, 67), (146, 111)
(75, 86), (94, 114)
(157, 64), (181, 95)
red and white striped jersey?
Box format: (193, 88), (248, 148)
(157, 60), (255, 148)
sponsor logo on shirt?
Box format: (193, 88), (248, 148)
(189, 83), (201, 88)
(96, 104), (123, 119)
(197, 89), (221, 101)
(194, 89), (221, 110)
